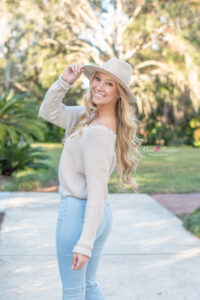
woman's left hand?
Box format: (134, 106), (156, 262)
(72, 252), (90, 270)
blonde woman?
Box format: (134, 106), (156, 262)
(38, 57), (143, 299)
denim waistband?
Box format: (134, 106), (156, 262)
(59, 193), (110, 206)
(59, 193), (86, 201)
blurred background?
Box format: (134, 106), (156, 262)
(0, 0), (200, 195)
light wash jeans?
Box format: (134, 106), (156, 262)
(56, 193), (113, 300)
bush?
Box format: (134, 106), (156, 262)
(0, 135), (50, 176)
(0, 92), (47, 144)
(188, 114), (200, 147)
(183, 206), (200, 238)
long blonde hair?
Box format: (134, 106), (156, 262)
(66, 72), (144, 192)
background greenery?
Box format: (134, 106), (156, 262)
(2, 143), (199, 194)
(0, 0), (199, 192)
(1, 0), (200, 147)
(0, 0), (200, 237)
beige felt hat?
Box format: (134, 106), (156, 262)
(83, 57), (137, 102)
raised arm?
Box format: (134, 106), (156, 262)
(38, 63), (85, 135)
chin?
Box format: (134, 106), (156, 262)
(93, 97), (103, 103)
(94, 100), (106, 107)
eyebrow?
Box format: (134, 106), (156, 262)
(96, 73), (115, 82)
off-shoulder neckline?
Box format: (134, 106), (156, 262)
(83, 124), (117, 138)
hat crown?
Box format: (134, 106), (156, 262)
(100, 57), (132, 86)
(83, 56), (137, 102)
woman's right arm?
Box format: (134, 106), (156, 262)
(38, 63), (85, 132)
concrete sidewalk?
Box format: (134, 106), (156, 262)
(0, 192), (200, 300)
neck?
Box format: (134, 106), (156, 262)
(95, 107), (116, 120)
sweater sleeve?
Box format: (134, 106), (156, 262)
(37, 74), (86, 135)
(73, 127), (115, 257)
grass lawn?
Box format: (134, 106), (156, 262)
(110, 144), (200, 193)
(1, 144), (200, 193)
(134, 144), (200, 194)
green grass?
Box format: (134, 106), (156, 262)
(1, 144), (200, 193)
(109, 144), (200, 194)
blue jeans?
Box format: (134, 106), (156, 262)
(56, 193), (113, 300)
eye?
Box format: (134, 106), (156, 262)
(95, 76), (100, 81)
(108, 82), (113, 86)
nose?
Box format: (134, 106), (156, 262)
(96, 81), (104, 91)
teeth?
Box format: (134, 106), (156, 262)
(95, 93), (105, 97)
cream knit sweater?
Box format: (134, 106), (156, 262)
(38, 74), (116, 257)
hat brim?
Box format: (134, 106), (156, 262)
(82, 64), (138, 102)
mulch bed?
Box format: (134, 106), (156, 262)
(150, 193), (200, 220)
(35, 179), (59, 192)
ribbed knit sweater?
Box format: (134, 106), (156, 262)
(37, 74), (117, 257)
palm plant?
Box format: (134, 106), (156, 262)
(0, 92), (47, 144)
(0, 135), (50, 176)
(0, 92), (52, 176)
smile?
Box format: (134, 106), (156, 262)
(94, 92), (105, 99)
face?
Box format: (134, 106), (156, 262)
(90, 72), (120, 107)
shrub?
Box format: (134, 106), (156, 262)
(183, 206), (200, 238)
(0, 92), (47, 144)
(0, 135), (50, 176)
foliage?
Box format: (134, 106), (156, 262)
(188, 113), (200, 147)
(42, 123), (65, 142)
(0, 0), (200, 145)
(142, 113), (174, 146)
(0, 135), (50, 176)
(138, 75), (198, 146)
(0, 92), (47, 144)
(183, 206), (200, 238)
(1, 143), (61, 191)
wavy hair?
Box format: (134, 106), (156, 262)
(65, 72), (144, 192)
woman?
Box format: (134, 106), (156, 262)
(38, 57), (143, 299)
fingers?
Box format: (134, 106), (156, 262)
(71, 252), (89, 270)
(71, 63), (84, 76)
(62, 62), (84, 85)
(72, 257), (84, 270)
(71, 253), (78, 269)
(74, 260), (83, 270)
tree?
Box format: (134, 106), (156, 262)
(1, 0), (200, 145)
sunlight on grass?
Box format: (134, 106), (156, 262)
(32, 143), (62, 149)
(15, 168), (36, 178)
